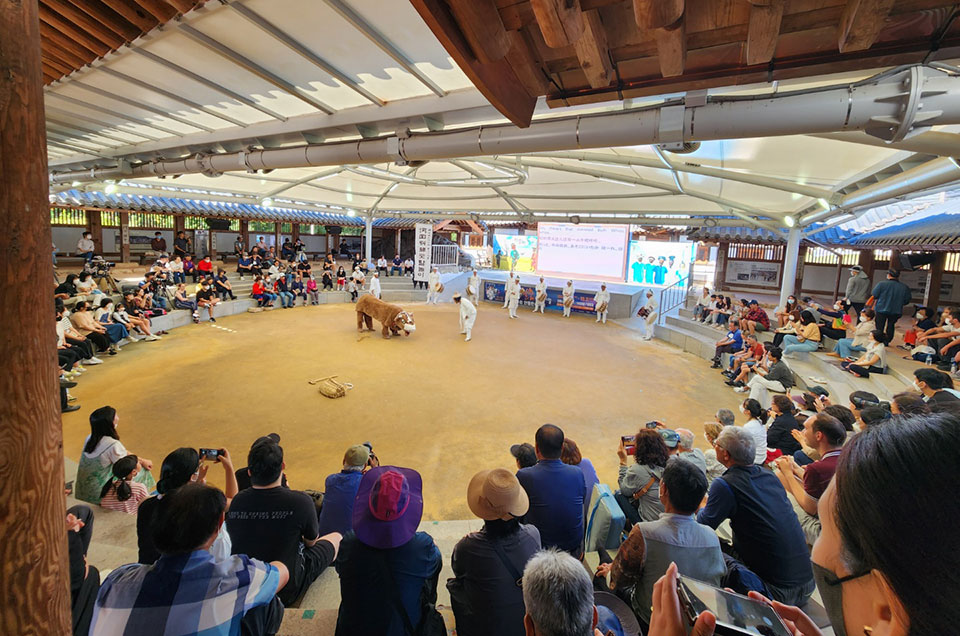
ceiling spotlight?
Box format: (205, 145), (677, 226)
(261, 197), (273, 207)
(104, 182), (118, 194)
(347, 210), (356, 217)
(71, 180), (81, 187)
(784, 216), (796, 227)
(817, 198), (830, 210)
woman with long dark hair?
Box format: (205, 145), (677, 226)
(74, 406), (155, 504)
(740, 398), (769, 465)
(782, 311), (821, 357)
(616, 428), (670, 526)
(842, 330), (889, 378)
(766, 394), (802, 455)
(99, 455), (149, 514)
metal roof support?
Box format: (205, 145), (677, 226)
(98, 68), (251, 128)
(45, 106), (162, 141)
(228, 3), (384, 107)
(70, 81), (216, 133)
(45, 117), (150, 145)
(261, 168), (343, 198)
(178, 24), (335, 115)
(780, 227), (802, 309)
(50, 66), (960, 186)
(45, 92), (188, 137)
(321, 0), (446, 98)
(450, 160), (525, 214)
(812, 131), (960, 158)
(131, 48), (288, 122)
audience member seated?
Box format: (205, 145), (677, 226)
(335, 466), (443, 635)
(913, 368), (960, 408)
(56, 273), (80, 298)
(841, 329), (889, 377)
(766, 394), (803, 456)
(75, 272), (104, 301)
(774, 413), (846, 546)
(616, 428), (668, 527)
(234, 434), (289, 491)
(782, 311), (821, 357)
(448, 468), (541, 636)
(691, 288), (711, 321)
(828, 307), (875, 359)
(891, 391), (931, 416)
(510, 442), (537, 469)
(709, 318), (742, 369)
(741, 346), (794, 408)
(95, 299), (133, 345)
(67, 504), (99, 635)
(674, 428), (706, 475)
(290, 274), (307, 305)
(391, 254), (403, 276)
(196, 281), (220, 322)
(561, 438), (600, 513)
(138, 447), (238, 565)
(75, 406), (155, 505)
(648, 412), (960, 636)
(523, 549), (614, 636)
(701, 422), (726, 484)
(251, 276), (276, 308)
(715, 408), (735, 427)
(859, 405), (892, 429)
(69, 301), (116, 355)
(740, 299), (770, 336)
(99, 455), (150, 515)
(227, 438), (341, 607)
(631, 458), (725, 628)
(215, 269), (237, 301)
(92, 483), (288, 636)
(306, 274), (320, 304)
(738, 398), (768, 465)
(517, 425), (587, 557)
(721, 333), (764, 388)
(811, 298), (853, 341)
(697, 427), (815, 605)
(317, 444), (375, 536)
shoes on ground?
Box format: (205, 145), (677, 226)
(210, 317), (217, 322)
(62, 404), (81, 413)
(60, 378), (77, 388)
(84, 357), (103, 365)
(734, 386), (749, 393)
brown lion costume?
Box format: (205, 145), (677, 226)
(356, 294), (416, 339)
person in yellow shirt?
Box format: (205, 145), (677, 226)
(782, 311), (821, 357)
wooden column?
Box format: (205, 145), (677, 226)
(0, 0), (72, 631)
(173, 214), (185, 234)
(888, 249), (901, 271)
(924, 252), (947, 311)
(292, 223), (300, 244)
(240, 218), (249, 252)
(715, 242), (727, 291)
(858, 248), (874, 280)
(273, 223), (281, 254)
(395, 228), (401, 256)
(208, 230), (217, 260)
(119, 212), (131, 262)
(833, 259), (844, 301)
(87, 209), (102, 254)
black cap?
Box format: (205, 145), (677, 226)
(809, 386), (830, 398)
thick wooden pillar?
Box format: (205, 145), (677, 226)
(174, 214), (185, 234)
(0, 0), (72, 632)
(292, 223), (300, 244)
(120, 212), (131, 262)
(889, 249), (901, 271)
(240, 218), (249, 252)
(273, 223), (280, 254)
(395, 228), (401, 256)
(858, 248), (874, 279)
(87, 209), (102, 254)
(924, 252), (947, 311)
(208, 230), (217, 260)
(714, 242), (728, 291)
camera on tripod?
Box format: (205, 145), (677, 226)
(86, 256), (116, 278)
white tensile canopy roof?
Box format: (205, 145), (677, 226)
(44, 0), (960, 233)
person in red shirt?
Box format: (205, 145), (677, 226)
(723, 333), (765, 387)
(772, 412), (845, 545)
(742, 299), (771, 336)
(197, 255), (214, 278)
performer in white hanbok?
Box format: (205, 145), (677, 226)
(454, 292), (476, 342)
(369, 271), (382, 299)
(467, 269), (480, 305)
(502, 272), (515, 309)
(507, 278), (521, 319)
(533, 277), (547, 314)
(639, 289), (659, 340)
(561, 281), (575, 318)
(594, 284), (611, 324)
(427, 267), (442, 304)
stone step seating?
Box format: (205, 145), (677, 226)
(657, 307), (914, 402)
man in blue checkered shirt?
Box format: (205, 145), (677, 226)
(91, 483), (289, 636)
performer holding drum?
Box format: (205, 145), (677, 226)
(594, 284), (610, 324)
(534, 277), (547, 314)
(562, 281), (575, 318)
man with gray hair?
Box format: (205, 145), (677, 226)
(715, 408), (735, 427)
(674, 428), (707, 475)
(522, 549), (603, 636)
(697, 427), (814, 606)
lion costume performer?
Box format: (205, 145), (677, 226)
(356, 295), (416, 339)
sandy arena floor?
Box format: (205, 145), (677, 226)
(61, 302), (733, 520)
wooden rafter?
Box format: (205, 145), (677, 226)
(41, 0), (127, 47)
(633, 0), (683, 30)
(505, 29), (550, 96)
(530, 0), (584, 48)
(38, 5), (111, 55)
(130, 0), (177, 22)
(446, 0), (511, 64)
(41, 54), (73, 76)
(58, 0), (142, 40)
(99, 0), (157, 32)
(838, 0), (896, 53)
(573, 9), (613, 88)
(652, 16), (686, 77)
(39, 26), (94, 66)
(745, 0), (784, 65)
(165, 0), (198, 13)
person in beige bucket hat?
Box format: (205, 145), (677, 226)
(448, 468), (542, 636)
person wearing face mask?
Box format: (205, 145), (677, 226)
(774, 295), (801, 328)
(640, 290), (659, 340)
(196, 282), (219, 322)
(782, 311), (821, 358)
(841, 330), (889, 378)
(871, 269), (914, 344)
(828, 307), (875, 359)
(738, 398), (769, 465)
(649, 413), (960, 636)
(812, 298), (853, 341)
(912, 368), (960, 407)
(844, 265), (871, 314)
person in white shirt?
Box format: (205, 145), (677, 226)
(502, 272), (515, 309)
(369, 271), (382, 299)
(403, 258), (414, 276)
(594, 284), (611, 324)
(351, 266), (366, 288)
(561, 281), (575, 317)
(640, 289), (658, 340)
(427, 267), (441, 304)
(267, 261), (282, 282)
(507, 278), (521, 319)
(740, 398), (769, 465)
(454, 292), (476, 342)
(534, 277), (547, 314)
(376, 256), (388, 275)
(693, 287), (711, 321)
(77, 232), (95, 261)
(466, 269), (480, 305)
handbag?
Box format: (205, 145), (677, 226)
(630, 476), (658, 501)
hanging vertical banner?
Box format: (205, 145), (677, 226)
(414, 223), (433, 281)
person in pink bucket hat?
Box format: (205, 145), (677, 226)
(334, 466), (444, 636)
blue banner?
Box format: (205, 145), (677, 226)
(482, 281), (598, 314)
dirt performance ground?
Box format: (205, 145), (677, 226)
(61, 301), (730, 520)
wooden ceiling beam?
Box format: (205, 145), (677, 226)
(745, 0), (784, 64)
(41, 0), (128, 46)
(100, 0), (157, 32)
(573, 9), (614, 88)
(446, 0), (512, 63)
(838, 0), (896, 52)
(165, 0), (198, 13)
(39, 26), (94, 65)
(130, 0), (177, 22)
(410, 0), (537, 127)
(652, 16), (686, 77)
(41, 54), (72, 76)
(505, 29), (551, 96)
(38, 5), (111, 55)
(59, 0), (142, 40)
(633, 0), (683, 30)
(530, 0), (585, 48)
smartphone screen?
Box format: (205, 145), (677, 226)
(621, 435), (635, 453)
(678, 576), (792, 636)
(199, 448), (220, 461)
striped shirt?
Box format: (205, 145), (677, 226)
(100, 481), (149, 515)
